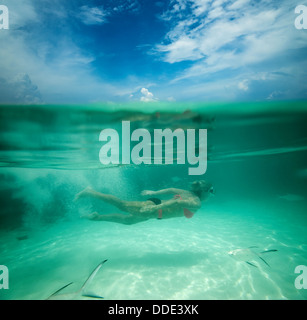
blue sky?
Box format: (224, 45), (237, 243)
(0, 0), (307, 104)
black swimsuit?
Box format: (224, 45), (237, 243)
(147, 198), (163, 219)
(147, 198), (162, 205)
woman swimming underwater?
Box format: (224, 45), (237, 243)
(74, 180), (214, 225)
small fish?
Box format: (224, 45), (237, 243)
(47, 259), (108, 300)
(228, 247), (277, 268)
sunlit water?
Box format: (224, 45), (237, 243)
(0, 102), (306, 300)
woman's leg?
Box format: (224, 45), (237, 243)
(75, 187), (128, 211)
(82, 212), (149, 225)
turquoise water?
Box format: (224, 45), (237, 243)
(0, 102), (307, 300)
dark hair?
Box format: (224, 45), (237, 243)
(191, 180), (213, 200)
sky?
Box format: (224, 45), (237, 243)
(0, 0), (307, 104)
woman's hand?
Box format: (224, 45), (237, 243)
(141, 190), (155, 196)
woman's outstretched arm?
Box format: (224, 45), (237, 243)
(141, 188), (187, 196)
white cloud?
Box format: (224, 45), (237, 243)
(0, 0), (122, 104)
(228, 0), (249, 11)
(112, 0), (140, 14)
(0, 29), (112, 103)
(79, 6), (107, 25)
(192, 0), (211, 17)
(0, 73), (42, 104)
(157, 0), (306, 82)
(157, 36), (203, 63)
(167, 96), (176, 102)
(238, 79), (249, 91)
(266, 91), (284, 100)
(4, 0), (38, 28)
(140, 87), (157, 102)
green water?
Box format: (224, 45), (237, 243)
(0, 102), (307, 300)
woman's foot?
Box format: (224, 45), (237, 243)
(74, 186), (93, 201)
